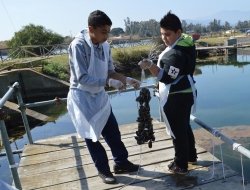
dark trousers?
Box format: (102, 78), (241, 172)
(85, 111), (128, 174)
(164, 92), (197, 169)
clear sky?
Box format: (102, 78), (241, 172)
(1, 0), (250, 41)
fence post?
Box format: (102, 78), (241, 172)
(14, 84), (33, 144)
(0, 110), (22, 190)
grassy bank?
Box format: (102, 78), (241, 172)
(42, 45), (152, 80)
(196, 36), (228, 46)
(42, 55), (69, 81)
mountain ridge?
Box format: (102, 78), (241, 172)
(184, 10), (250, 26)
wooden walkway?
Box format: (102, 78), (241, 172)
(18, 121), (247, 190)
(196, 44), (250, 51)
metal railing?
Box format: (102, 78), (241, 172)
(1, 82), (250, 189)
(0, 82), (34, 190)
(190, 115), (250, 159)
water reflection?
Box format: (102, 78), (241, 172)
(196, 49), (250, 66)
(1, 102), (67, 148)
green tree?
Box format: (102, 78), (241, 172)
(223, 21), (232, 30)
(208, 19), (222, 32)
(235, 20), (250, 32)
(124, 17), (160, 38)
(110, 27), (125, 36)
(182, 20), (188, 33)
(7, 24), (64, 58)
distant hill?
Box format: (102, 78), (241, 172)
(185, 10), (250, 26)
(209, 10), (250, 25)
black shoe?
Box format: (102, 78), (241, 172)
(188, 157), (198, 165)
(113, 161), (140, 174)
(98, 171), (117, 184)
(188, 160), (198, 165)
(168, 161), (188, 175)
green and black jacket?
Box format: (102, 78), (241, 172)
(159, 34), (196, 93)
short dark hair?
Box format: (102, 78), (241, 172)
(88, 10), (112, 28)
(160, 11), (182, 32)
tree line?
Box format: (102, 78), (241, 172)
(111, 18), (250, 37)
(5, 18), (250, 58)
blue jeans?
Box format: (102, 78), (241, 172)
(85, 111), (128, 174)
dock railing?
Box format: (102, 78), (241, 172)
(0, 82), (34, 190)
(1, 82), (250, 189)
(190, 115), (250, 159)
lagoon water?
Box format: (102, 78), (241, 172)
(1, 53), (250, 185)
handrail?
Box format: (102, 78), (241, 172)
(0, 82), (19, 108)
(25, 84), (156, 108)
(0, 82), (25, 190)
(190, 115), (250, 159)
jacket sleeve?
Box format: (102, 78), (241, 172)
(69, 42), (106, 87)
(159, 49), (186, 84)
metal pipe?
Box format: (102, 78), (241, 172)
(15, 84), (33, 144)
(108, 84), (156, 95)
(190, 114), (250, 159)
(25, 85), (156, 108)
(0, 82), (19, 108)
(0, 120), (22, 190)
(25, 98), (67, 108)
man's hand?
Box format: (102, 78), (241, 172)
(108, 79), (125, 90)
(126, 77), (141, 89)
(138, 59), (153, 70)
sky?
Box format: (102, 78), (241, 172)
(1, 0), (250, 41)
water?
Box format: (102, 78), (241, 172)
(194, 64), (250, 127)
(1, 54), (250, 185)
(0, 55), (8, 60)
(141, 69), (146, 82)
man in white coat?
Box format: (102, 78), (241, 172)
(67, 10), (140, 184)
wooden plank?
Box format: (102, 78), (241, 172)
(20, 138), (167, 167)
(27, 155), (232, 190)
(21, 122), (167, 157)
(18, 135), (174, 174)
(4, 101), (50, 121)
(110, 174), (244, 190)
(19, 151), (218, 190)
(21, 135), (85, 157)
(119, 120), (164, 134)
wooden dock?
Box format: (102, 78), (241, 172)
(18, 120), (248, 190)
(196, 44), (250, 56)
(196, 44), (250, 51)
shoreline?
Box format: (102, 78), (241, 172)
(193, 125), (250, 152)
